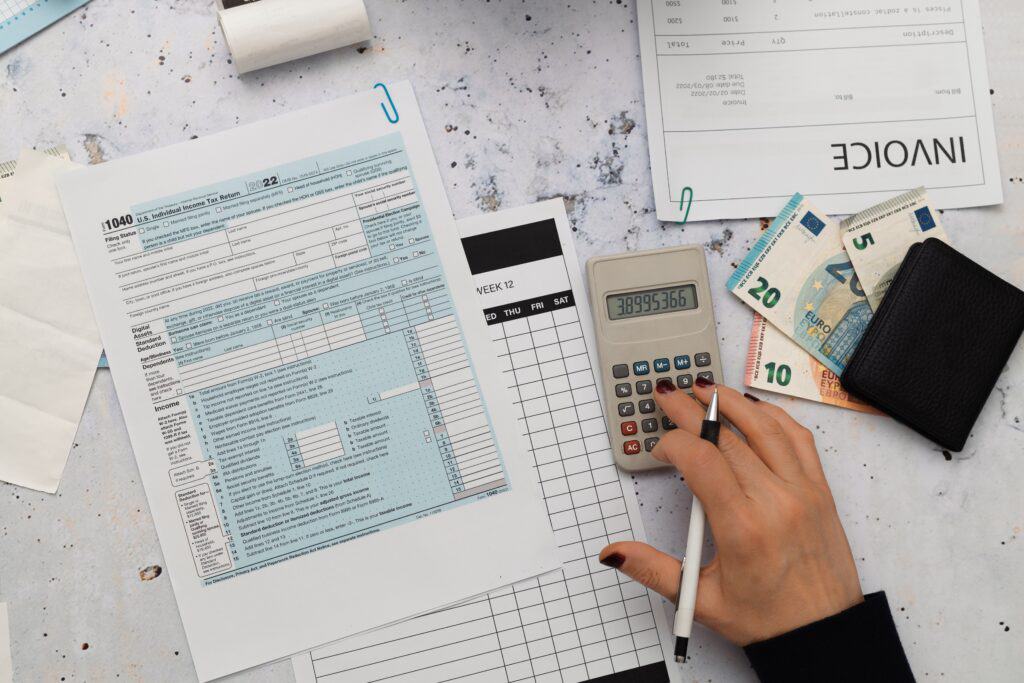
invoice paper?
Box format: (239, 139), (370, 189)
(638, 0), (1002, 221)
(293, 200), (680, 683)
(57, 82), (558, 681)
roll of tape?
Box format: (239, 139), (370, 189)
(218, 0), (371, 74)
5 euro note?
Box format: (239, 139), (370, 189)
(841, 187), (950, 310)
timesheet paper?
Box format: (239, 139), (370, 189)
(638, 0), (1002, 222)
(293, 200), (680, 683)
(56, 82), (558, 682)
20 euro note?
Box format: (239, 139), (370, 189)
(746, 314), (880, 414)
(727, 193), (871, 377)
(841, 187), (950, 310)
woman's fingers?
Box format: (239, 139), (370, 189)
(692, 381), (804, 481)
(651, 424), (746, 519)
(599, 541), (681, 601)
(654, 380), (772, 491)
(744, 394), (828, 486)
(599, 542), (727, 628)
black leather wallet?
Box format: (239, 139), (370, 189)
(841, 238), (1024, 451)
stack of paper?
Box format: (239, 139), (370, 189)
(57, 83), (561, 681)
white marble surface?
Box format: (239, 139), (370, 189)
(1, 1), (1022, 681)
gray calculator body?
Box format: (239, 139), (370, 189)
(586, 245), (724, 471)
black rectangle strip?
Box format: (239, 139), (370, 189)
(588, 661), (672, 683)
(482, 290), (575, 325)
(461, 218), (563, 274)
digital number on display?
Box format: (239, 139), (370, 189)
(606, 284), (697, 320)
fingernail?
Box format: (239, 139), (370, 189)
(656, 379), (676, 394)
(743, 392), (761, 402)
(695, 376), (715, 388)
(600, 553), (625, 569)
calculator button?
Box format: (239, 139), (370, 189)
(633, 361), (650, 375)
(676, 374), (693, 389)
(674, 355), (691, 370)
(644, 437), (660, 452)
(697, 371), (715, 384)
(615, 383), (632, 398)
(638, 399), (655, 414)
(662, 416), (677, 430)
(695, 352), (712, 367)
(641, 418), (658, 433)
(635, 380), (653, 395)
(621, 421), (638, 436)
(623, 440), (641, 455)
(653, 358), (670, 373)
(612, 364), (629, 379)
(617, 402), (635, 417)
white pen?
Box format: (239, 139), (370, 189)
(674, 388), (719, 662)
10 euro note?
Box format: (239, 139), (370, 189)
(841, 187), (950, 310)
(746, 313), (880, 414)
(727, 193), (871, 377)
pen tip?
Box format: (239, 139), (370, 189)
(674, 636), (689, 663)
(706, 389), (719, 421)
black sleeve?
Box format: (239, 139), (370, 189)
(743, 591), (915, 683)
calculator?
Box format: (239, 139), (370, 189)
(586, 245), (724, 471)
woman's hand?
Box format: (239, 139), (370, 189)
(599, 379), (864, 646)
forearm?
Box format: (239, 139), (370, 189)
(744, 591), (915, 683)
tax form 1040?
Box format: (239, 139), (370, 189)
(56, 82), (558, 682)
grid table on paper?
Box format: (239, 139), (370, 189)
(304, 304), (665, 683)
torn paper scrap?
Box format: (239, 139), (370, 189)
(0, 150), (102, 494)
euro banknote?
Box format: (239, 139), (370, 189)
(746, 314), (880, 414)
(841, 187), (950, 310)
(728, 193), (872, 377)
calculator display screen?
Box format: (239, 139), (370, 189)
(606, 284), (697, 320)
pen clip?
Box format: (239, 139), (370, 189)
(375, 82), (399, 124)
(677, 186), (693, 225)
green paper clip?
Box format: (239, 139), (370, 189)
(678, 186), (693, 225)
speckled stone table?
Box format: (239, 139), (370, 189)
(1, 1), (1022, 681)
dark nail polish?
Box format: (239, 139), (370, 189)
(695, 376), (715, 388)
(743, 392), (761, 402)
(656, 379), (676, 394)
(600, 553), (625, 569)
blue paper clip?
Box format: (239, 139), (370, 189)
(677, 186), (693, 225)
(375, 82), (399, 124)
